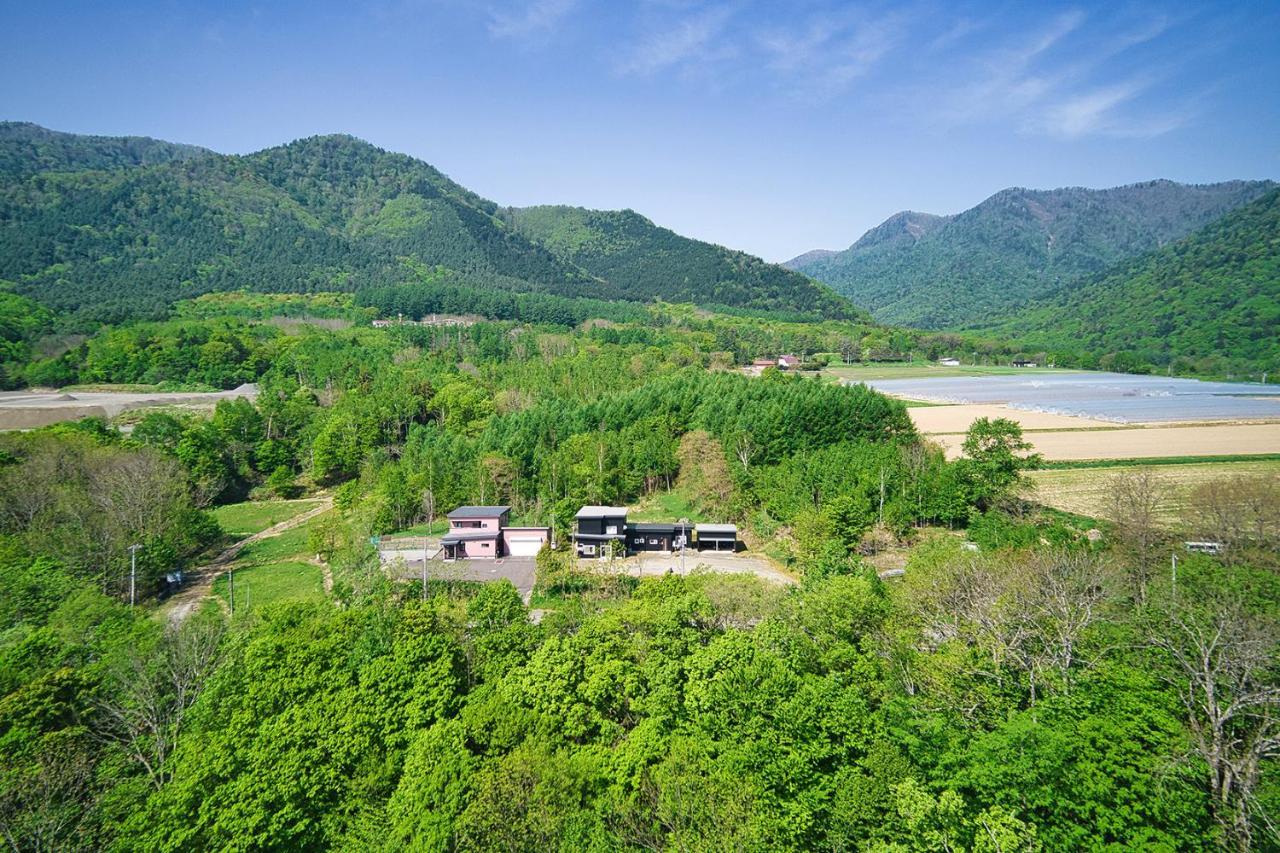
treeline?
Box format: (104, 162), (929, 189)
(357, 269), (653, 328)
(0, 424), (220, 601)
(505, 205), (860, 319)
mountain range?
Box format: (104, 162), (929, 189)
(986, 186), (1280, 375)
(787, 180), (1276, 329)
(0, 123), (854, 326)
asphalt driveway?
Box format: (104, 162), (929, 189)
(384, 556), (538, 601)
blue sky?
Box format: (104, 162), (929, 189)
(2, 1), (1277, 261)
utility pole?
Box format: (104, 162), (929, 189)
(227, 567), (234, 615)
(128, 544), (141, 607)
(422, 536), (428, 602)
(878, 468), (886, 526)
(1171, 552), (1178, 602)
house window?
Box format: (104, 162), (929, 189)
(649, 538), (659, 545)
(606, 525), (619, 535)
(582, 545), (596, 556)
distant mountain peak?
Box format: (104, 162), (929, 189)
(0, 123), (858, 323)
(787, 178), (1277, 329)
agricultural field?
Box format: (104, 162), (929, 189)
(907, 403), (1118, 433)
(822, 361), (1058, 382)
(1027, 459), (1280, 524)
(932, 422), (1280, 461)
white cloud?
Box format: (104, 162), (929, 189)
(1031, 76), (1197, 139)
(615, 5), (736, 76)
(914, 6), (1203, 140)
(756, 8), (910, 99)
(487, 0), (579, 40)
(1035, 79), (1149, 136)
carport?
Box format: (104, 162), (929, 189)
(695, 523), (738, 552)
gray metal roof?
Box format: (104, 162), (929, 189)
(441, 530), (500, 543)
(575, 505), (628, 518)
(447, 505), (511, 519)
(695, 523), (737, 536)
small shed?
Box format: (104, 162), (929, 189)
(695, 523), (738, 552)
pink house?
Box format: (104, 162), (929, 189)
(440, 506), (549, 560)
(777, 354), (801, 369)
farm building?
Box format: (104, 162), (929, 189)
(777, 354), (801, 369)
(441, 506), (549, 560)
(938, 357), (961, 367)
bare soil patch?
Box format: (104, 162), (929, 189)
(931, 422), (1280, 461)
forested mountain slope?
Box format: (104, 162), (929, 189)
(0, 125), (857, 325)
(0, 121), (210, 178)
(981, 186), (1280, 376)
(788, 180), (1275, 328)
(504, 205), (856, 318)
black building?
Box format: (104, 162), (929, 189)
(573, 506), (629, 558)
(628, 522), (693, 553)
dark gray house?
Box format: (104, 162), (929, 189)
(629, 521), (693, 553)
(573, 506), (629, 558)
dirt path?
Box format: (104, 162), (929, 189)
(159, 497), (333, 626)
(313, 556), (335, 595)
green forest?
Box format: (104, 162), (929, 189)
(1, 296), (1277, 851)
(790, 180), (1275, 330)
(981, 187), (1280, 379)
(0, 123), (854, 327)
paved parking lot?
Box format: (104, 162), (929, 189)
(582, 551), (796, 585)
(380, 549), (793, 606)
(384, 556), (538, 601)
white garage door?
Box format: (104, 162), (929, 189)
(505, 536), (544, 557)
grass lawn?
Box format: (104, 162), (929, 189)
(627, 489), (707, 522)
(212, 499), (322, 539)
(236, 521), (321, 563)
(212, 511), (332, 612)
(212, 560), (324, 611)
